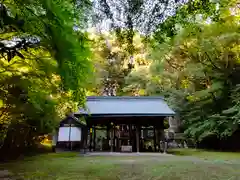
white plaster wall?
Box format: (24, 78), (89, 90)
(58, 127), (82, 142)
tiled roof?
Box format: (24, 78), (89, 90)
(76, 96), (175, 116)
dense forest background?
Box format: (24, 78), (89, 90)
(0, 0), (240, 159)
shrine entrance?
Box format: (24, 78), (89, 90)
(85, 122), (167, 153)
(74, 96), (175, 153)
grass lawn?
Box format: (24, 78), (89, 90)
(1, 150), (240, 180)
(169, 148), (240, 161)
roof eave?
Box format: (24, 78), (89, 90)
(74, 113), (175, 118)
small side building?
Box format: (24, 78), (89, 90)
(54, 115), (87, 151)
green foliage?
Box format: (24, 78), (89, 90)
(147, 0), (240, 143)
(153, 0), (220, 43)
(0, 0), (93, 157)
(1, 0), (93, 104)
(89, 31), (150, 96)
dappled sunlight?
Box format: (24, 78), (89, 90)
(1, 1), (240, 180)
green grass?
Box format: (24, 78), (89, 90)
(169, 148), (240, 161)
(1, 151), (240, 180)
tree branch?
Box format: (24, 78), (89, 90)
(204, 52), (222, 71)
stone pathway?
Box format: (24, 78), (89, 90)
(83, 152), (174, 157)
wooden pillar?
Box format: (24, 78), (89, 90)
(129, 124), (132, 146)
(93, 126), (96, 151)
(141, 127), (143, 139)
(153, 126), (157, 152)
(158, 129), (163, 153)
(140, 126), (143, 151)
(110, 127), (113, 152)
(136, 125), (140, 153)
(155, 127), (160, 152)
(113, 125), (116, 152)
(89, 126), (93, 152)
(81, 127), (88, 153)
(80, 128), (84, 153)
(106, 125), (110, 150)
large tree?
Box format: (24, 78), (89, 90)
(88, 30), (150, 96)
(1, 0), (93, 102)
(86, 0), (183, 96)
(90, 0), (184, 67)
(146, 0), (240, 149)
(0, 0), (93, 158)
